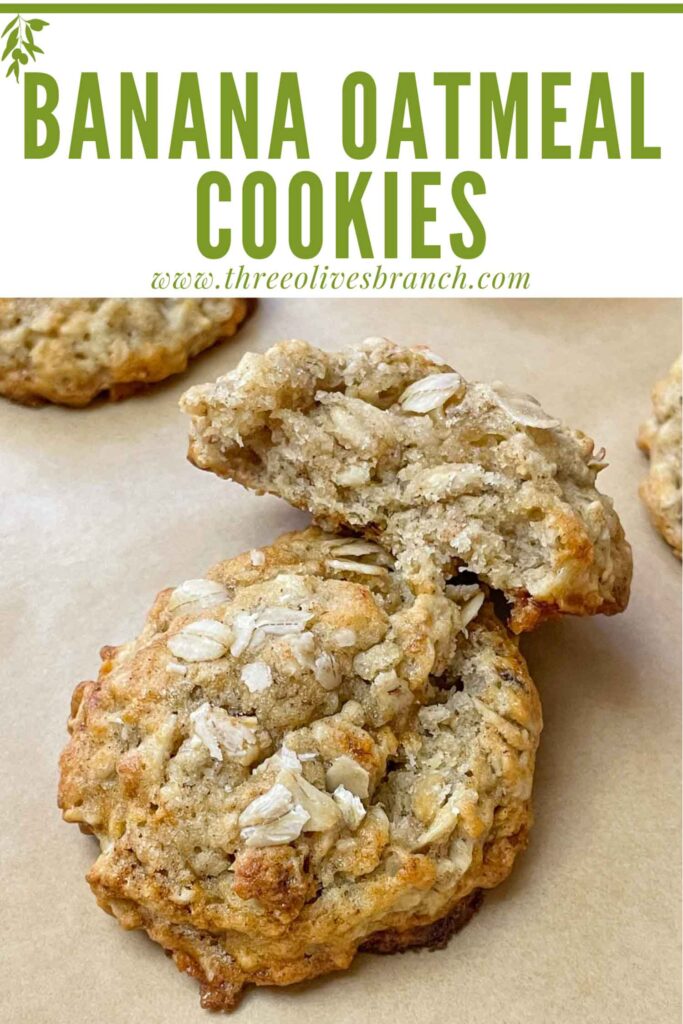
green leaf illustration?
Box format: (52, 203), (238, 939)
(1, 28), (18, 60)
(1, 15), (18, 37)
(2, 14), (49, 82)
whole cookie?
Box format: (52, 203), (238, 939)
(181, 337), (632, 632)
(638, 356), (682, 558)
(0, 297), (250, 406)
(59, 528), (541, 1010)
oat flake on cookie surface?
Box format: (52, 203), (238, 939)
(59, 527), (541, 1010)
(0, 297), (250, 406)
(181, 336), (632, 632)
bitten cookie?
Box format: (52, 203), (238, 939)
(0, 297), (250, 406)
(59, 528), (541, 1011)
(181, 337), (632, 632)
(638, 356), (682, 559)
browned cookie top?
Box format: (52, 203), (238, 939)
(59, 527), (541, 1009)
(0, 297), (250, 406)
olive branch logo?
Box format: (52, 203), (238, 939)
(2, 15), (49, 82)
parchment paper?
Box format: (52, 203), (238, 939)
(1, 298), (680, 1024)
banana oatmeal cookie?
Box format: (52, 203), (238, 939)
(637, 356), (682, 558)
(0, 297), (250, 406)
(181, 337), (632, 632)
(59, 527), (541, 1010)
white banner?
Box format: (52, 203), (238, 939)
(0, 8), (681, 296)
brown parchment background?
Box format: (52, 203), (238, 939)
(0, 298), (680, 1024)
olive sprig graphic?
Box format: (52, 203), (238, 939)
(2, 15), (49, 83)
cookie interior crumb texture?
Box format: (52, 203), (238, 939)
(58, 528), (541, 1011)
(637, 355), (682, 559)
(0, 297), (251, 406)
(181, 337), (632, 632)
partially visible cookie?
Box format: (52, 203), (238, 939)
(59, 527), (541, 1010)
(0, 298), (251, 406)
(181, 337), (632, 632)
(638, 356), (682, 558)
